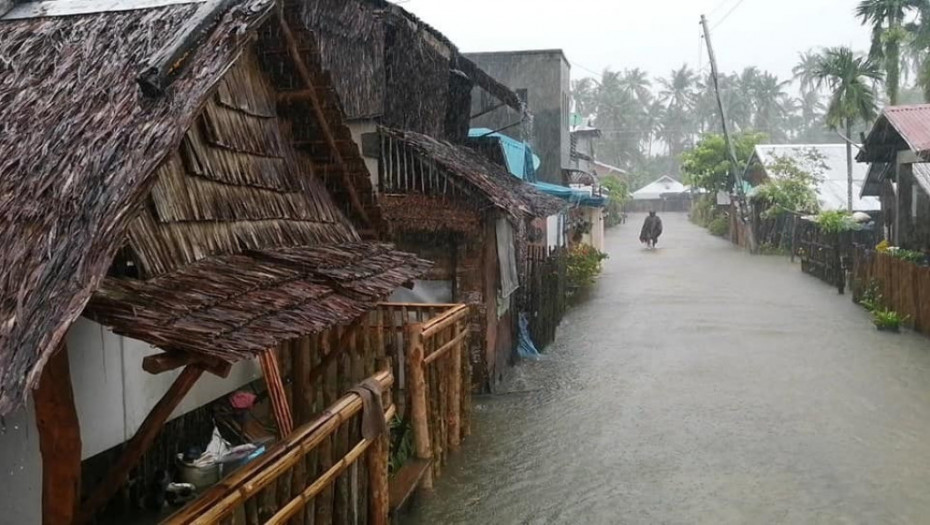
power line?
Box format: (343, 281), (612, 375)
(711, 0), (748, 30)
(707, 0), (734, 16)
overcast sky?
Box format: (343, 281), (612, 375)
(398, 0), (871, 84)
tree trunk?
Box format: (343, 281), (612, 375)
(846, 118), (854, 213)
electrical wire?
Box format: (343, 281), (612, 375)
(712, 0), (748, 30)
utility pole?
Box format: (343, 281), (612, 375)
(700, 14), (757, 252)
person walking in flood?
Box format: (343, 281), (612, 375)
(640, 210), (663, 249)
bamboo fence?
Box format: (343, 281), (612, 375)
(851, 248), (930, 332)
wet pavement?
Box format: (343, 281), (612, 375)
(405, 213), (930, 525)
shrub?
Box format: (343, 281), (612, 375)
(566, 244), (609, 288)
(873, 308), (906, 331)
(815, 210), (859, 234)
(708, 216), (729, 236)
(888, 247), (927, 265)
(859, 279), (882, 312)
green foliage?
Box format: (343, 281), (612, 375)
(601, 175), (629, 228)
(680, 132), (766, 193)
(815, 210), (860, 233)
(708, 216), (729, 236)
(752, 150), (825, 218)
(809, 46), (882, 130)
(388, 416), (413, 475)
(888, 247), (927, 264)
(859, 279), (883, 311)
(566, 244), (609, 288)
(873, 308), (906, 330)
(690, 195), (716, 227)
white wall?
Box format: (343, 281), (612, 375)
(0, 319), (263, 524)
(67, 318), (262, 459)
(347, 120), (379, 193)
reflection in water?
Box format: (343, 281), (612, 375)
(404, 215), (930, 524)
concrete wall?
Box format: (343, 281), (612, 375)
(466, 50), (570, 184)
(0, 319), (263, 524)
(581, 207), (605, 252)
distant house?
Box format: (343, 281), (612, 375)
(569, 124), (601, 179)
(745, 144), (880, 212)
(594, 161), (628, 180)
(466, 49), (572, 185)
(628, 175), (689, 212)
(858, 105), (930, 249)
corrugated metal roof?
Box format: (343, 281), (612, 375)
(882, 105), (930, 156)
(632, 175), (686, 200)
(752, 144), (880, 211)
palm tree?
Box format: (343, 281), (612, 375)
(856, 0), (922, 105)
(752, 72), (792, 140)
(811, 47), (883, 210)
(658, 65), (698, 160)
(571, 78), (599, 119)
(904, 1), (930, 100)
(793, 49), (824, 94)
(620, 68), (653, 104)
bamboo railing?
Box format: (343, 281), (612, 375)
(162, 371), (395, 525)
(404, 304), (470, 488)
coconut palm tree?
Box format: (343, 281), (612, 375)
(856, 0), (922, 105)
(620, 68), (653, 105)
(793, 49), (824, 94)
(811, 46), (883, 210)
(752, 72), (792, 140)
(571, 78), (599, 119)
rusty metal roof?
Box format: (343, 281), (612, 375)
(859, 105), (930, 163)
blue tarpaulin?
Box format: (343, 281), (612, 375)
(532, 181), (607, 207)
(469, 128), (540, 181)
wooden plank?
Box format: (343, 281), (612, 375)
(260, 348), (294, 437)
(77, 365), (204, 524)
(387, 459), (431, 516)
(142, 351), (231, 378)
(423, 330), (468, 366)
(34, 344), (81, 525)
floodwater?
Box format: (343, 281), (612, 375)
(405, 213), (930, 525)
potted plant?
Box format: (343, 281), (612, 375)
(872, 308), (905, 332)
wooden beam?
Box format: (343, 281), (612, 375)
(276, 11), (371, 227)
(307, 322), (359, 385)
(77, 365), (205, 524)
(259, 348), (294, 437)
(142, 352), (232, 378)
(34, 344), (82, 525)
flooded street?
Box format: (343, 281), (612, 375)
(406, 213), (930, 524)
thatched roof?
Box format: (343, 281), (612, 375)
(0, 0), (424, 415)
(380, 128), (565, 222)
(86, 243), (428, 361)
(296, 0), (525, 141)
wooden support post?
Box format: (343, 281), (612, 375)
(78, 365), (204, 524)
(405, 323), (432, 489)
(367, 425), (389, 525)
(34, 344), (82, 525)
(449, 321), (462, 450)
(260, 348), (294, 437)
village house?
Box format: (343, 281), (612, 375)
(466, 49), (572, 186)
(745, 144), (881, 213)
(629, 175), (690, 212)
(858, 105), (930, 250)
(0, 0), (484, 523)
(297, 0), (565, 391)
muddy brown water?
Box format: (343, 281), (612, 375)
(403, 213), (930, 525)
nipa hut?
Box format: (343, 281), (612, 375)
(293, 0), (565, 391)
(0, 0), (476, 523)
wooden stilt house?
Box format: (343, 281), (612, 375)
(0, 1), (473, 522)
